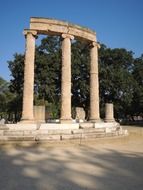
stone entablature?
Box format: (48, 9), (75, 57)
(30, 17), (96, 41)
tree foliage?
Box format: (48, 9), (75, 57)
(71, 41), (90, 110)
(131, 55), (143, 117)
(99, 45), (136, 118)
(34, 36), (61, 105)
(8, 53), (24, 94)
(0, 77), (16, 120)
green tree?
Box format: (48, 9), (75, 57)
(0, 77), (15, 120)
(8, 53), (24, 121)
(8, 53), (24, 94)
(131, 55), (143, 118)
(35, 36), (61, 105)
(0, 77), (8, 116)
(99, 45), (136, 119)
(71, 40), (90, 114)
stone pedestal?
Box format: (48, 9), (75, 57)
(89, 42), (100, 122)
(105, 103), (115, 122)
(21, 30), (37, 123)
(34, 106), (45, 123)
(60, 34), (74, 124)
(75, 107), (85, 121)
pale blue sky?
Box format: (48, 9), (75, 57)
(0, 0), (143, 80)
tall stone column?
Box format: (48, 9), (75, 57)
(89, 42), (100, 122)
(21, 29), (37, 123)
(60, 34), (74, 123)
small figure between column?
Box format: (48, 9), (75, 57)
(60, 33), (74, 123)
(89, 41), (101, 122)
(21, 29), (37, 123)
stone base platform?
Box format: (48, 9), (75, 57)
(0, 122), (128, 142)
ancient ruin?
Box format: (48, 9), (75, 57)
(0, 17), (128, 141)
(21, 17), (100, 124)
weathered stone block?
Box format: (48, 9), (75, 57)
(34, 106), (45, 123)
(75, 107), (85, 120)
(79, 123), (94, 129)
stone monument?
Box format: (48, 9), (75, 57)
(0, 17), (127, 142)
(21, 17), (100, 124)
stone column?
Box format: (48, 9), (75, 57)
(60, 34), (74, 123)
(105, 103), (115, 122)
(21, 29), (37, 123)
(89, 42), (100, 122)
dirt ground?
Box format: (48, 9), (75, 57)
(0, 126), (143, 190)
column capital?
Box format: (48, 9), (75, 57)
(90, 41), (100, 49)
(61, 33), (74, 40)
(23, 29), (38, 38)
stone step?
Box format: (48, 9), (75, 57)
(35, 134), (61, 141)
(44, 129), (72, 135)
(4, 131), (25, 136)
(79, 123), (94, 128)
(36, 131), (118, 141)
(0, 127), (127, 141)
(3, 130), (37, 136)
(84, 132), (117, 138)
(0, 125), (9, 130)
(72, 128), (117, 134)
(2, 127), (118, 136)
(0, 136), (35, 141)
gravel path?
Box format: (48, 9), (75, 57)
(0, 126), (143, 190)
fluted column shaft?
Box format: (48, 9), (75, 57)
(89, 42), (100, 122)
(21, 30), (37, 122)
(60, 34), (74, 123)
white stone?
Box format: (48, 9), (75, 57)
(6, 124), (37, 130)
(94, 122), (119, 128)
(40, 123), (79, 130)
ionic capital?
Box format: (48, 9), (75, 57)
(90, 41), (100, 49)
(62, 33), (74, 40)
(23, 29), (38, 38)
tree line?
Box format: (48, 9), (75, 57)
(0, 36), (143, 122)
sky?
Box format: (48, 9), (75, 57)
(0, 0), (143, 81)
